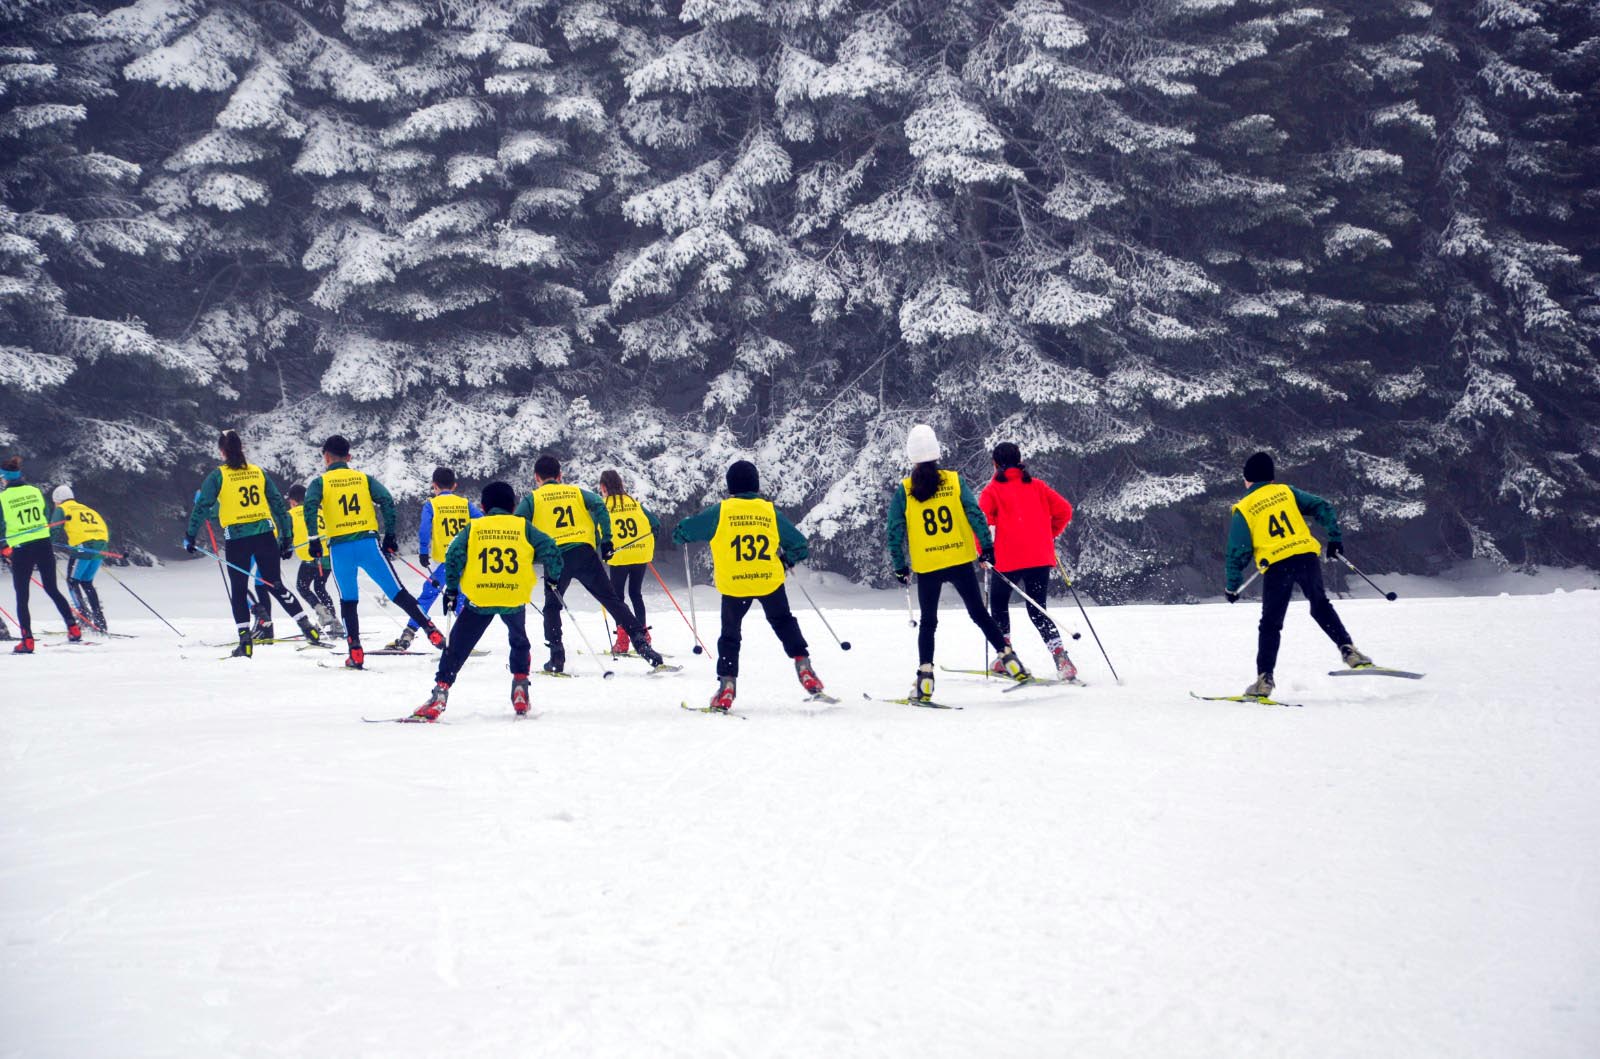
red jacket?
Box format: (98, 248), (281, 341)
(978, 469), (1073, 572)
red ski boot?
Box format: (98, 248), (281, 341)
(511, 673), (531, 716)
(411, 682), (449, 722)
(425, 624), (446, 650)
(67, 624), (82, 643)
(793, 655), (824, 695)
(345, 644), (365, 670)
(709, 677), (736, 713)
(611, 625), (630, 656)
(12, 635), (35, 654)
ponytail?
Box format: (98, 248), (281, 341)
(600, 468), (628, 509)
(909, 461), (943, 503)
(219, 429), (246, 470)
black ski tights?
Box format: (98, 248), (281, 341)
(916, 563), (1008, 665)
(987, 565), (1060, 647)
(10, 539), (74, 634)
(1257, 552), (1352, 675)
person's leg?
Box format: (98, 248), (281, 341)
(434, 607), (493, 685)
(330, 540), (363, 646)
(26, 541), (76, 628)
(502, 610), (531, 676)
(716, 595), (754, 677)
(1021, 566), (1061, 647)
(951, 564), (1008, 651)
(987, 566), (1013, 637)
(312, 565), (335, 611)
(411, 562), (443, 629)
(573, 548), (642, 635)
(224, 538), (253, 628)
(12, 547), (33, 633)
(542, 575), (567, 662)
(1296, 554), (1352, 647)
(627, 567), (647, 628)
(254, 537), (305, 618)
(355, 539), (434, 631)
(296, 563), (321, 610)
(916, 569), (943, 665)
(757, 584), (809, 657)
(1255, 564), (1295, 676)
(606, 566), (632, 652)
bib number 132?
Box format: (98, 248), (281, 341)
(730, 534), (771, 562)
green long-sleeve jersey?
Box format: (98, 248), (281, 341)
(186, 467), (290, 542)
(885, 474), (991, 573)
(303, 461), (396, 546)
(670, 493), (809, 563)
(1224, 482), (1342, 591)
(442, 508), (565, 614)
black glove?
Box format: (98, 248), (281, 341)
(307, 538), (323, 560)
(979, 544), (995, 566)
(419, 552), (430, 569)
(599, 539), (614, 561)
(1325, 541), (1343, 561)
(894, 567), (910, 585)
(382, 533), (398, 556)
(1225, 590), (1240, 603)
(279, 539), (294, 560)
(442, 588), (458, 613)
(182, 536), (196, 555)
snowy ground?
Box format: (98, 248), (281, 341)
(3, 563), (1597, 1058)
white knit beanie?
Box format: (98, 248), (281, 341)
(52, 483), (73, 504)
(905, 423), (941, 463)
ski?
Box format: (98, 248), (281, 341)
(39, 639), (102, 647)
(535, 670), (577, 679)
(319, 659), (372, 671)
(1330, 667), (1425, 680)
(804, 691), (840, 704)
(362, 716), (446, 724)
(862, 693), (961, 710)
(587, 650), (674, 660)
(680, 701), (748, 719)
(362, 648), (487, 657)
(646, 663), (684, 675)
(1002, 676), (1087, 692)
(295, 641), (336, 652)
(1190, 691), (1303, 708)
(206, 635), (306, 647)
(940, 665), (1003, 678)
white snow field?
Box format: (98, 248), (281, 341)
(3, 563), (1597, 1059)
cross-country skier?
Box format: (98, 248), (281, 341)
(671, 459), (826, 712)
(979, 442), (1076, 681)
(598, 468), (659, 656)
(887, 425), (1029, 703)
(50, 483), (110, 633)
(410, 482), (564, 721)
(0, 455), (80, 652)
(184, 431), (323, 657)
(302, 435), (444, 669)
(384, 466), (480, 652)
(287, 484), (343, 638)
(1224, 452), (1376, 698)
(512, 454), (666, 672)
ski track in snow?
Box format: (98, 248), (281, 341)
(1, 565), (1597, 1058)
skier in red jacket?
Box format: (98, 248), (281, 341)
(978, 442), (1077, 680)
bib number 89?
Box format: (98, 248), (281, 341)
(921, 506), (955, 535)
(730, 533), (771, 562)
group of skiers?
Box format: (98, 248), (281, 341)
(1, 425), (1378, 712)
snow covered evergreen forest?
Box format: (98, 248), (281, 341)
(2, 0), (1597, 598)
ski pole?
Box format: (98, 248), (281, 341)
(396, 555), (446, 591)
(194, 544), (280, 589)
(787, 566), (852, 651)
(551, 587), (614, 679)
(101, 567), (184, 637)
(984, 562), (1080, 641)
(902, 580), (917, 627)
(1338, 555), (1398, 601)
(1233, 569), (1262, 596)
(682, 545), (704, 655)
(0, 597), (20, 630)
(1054, 560), (1121, 684)
(24, 569), (97, 630)
(600, 605), (615, 655)
(647, 561), (709, 657)
(204, 521), (233, 605)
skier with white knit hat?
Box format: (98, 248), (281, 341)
(886, 424), (1029, 703)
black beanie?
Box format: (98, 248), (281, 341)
(726, 459), (760, 494)
(1243, 452), (1275, 482)
(481, 481), (516, 512)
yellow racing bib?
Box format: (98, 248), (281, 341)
(528, 483), (596, 549)
(1234, 483), (1321, 569)
(606, 495), (654, 566)
(319, 468), (379, 537)
(711, 497), (785, 597)
(217, 465), (270, 527)
(459, 514), (537, 608)
(903, 471), (979, 574)
(60, 499), (109, 546)
(430, 493), (472, 556)
(290, 505), (326, 562)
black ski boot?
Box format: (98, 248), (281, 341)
(543, 643), (565, 674)
(230, 629), (253, 659)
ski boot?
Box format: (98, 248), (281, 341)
(511, 673), (531, 716)
(989, 637), (1013, 674)
(412, 682), (449, 722)
(1051, 644), (1077, 682)
(794, 655), (824, 696)
(230, 630), (253, 659)
(1242, 673), (1275, 699)
(315, 604), (345, 639)
(12, 635), (35, 654)
(543, 643), (565, 674)
(66, 623), (82, 643)
(296, 613), (322, 645)
(0, 620), (12, 641)
(996, 645), (1030, 682)
(383, 627), (416, 652)
(1340, 644), (1374, 669)
(709, 676), (736, 712)
(423, 623), (446, 650)
(252, 621), (275, 644)
(911, 664), (935, 702)
(636, 640), (668, 669)
(345, 642), (365, 670)
(611, 625), (630, 656)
